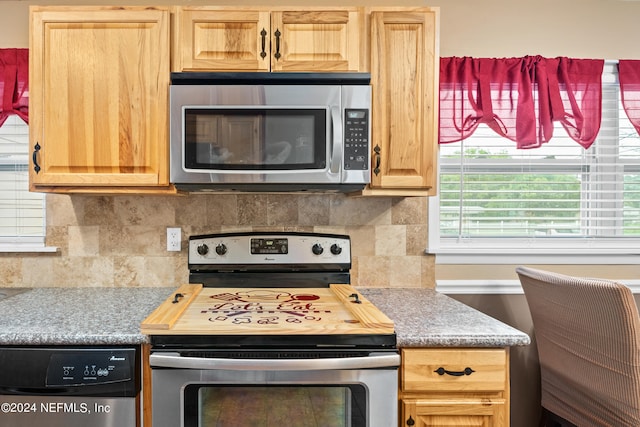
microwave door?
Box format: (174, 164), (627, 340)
(263, 111), (320, 167)
(183, 107), (329, 172)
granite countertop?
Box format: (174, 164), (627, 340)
(0, 287), (530, 347)
(363, 288), (530, 347)
(0, 288), (170, 345)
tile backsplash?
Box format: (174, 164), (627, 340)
(1, 193), (434, 288)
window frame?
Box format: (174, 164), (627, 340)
(428, 61), (640, 265)
(0, 115), (53, 253)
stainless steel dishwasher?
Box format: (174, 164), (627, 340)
(0, 346), (140, 427)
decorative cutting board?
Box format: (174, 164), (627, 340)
(140, 284), (394, 335)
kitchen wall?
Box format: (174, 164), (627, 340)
(1, 194), (431, 287)
(3, 0), (640, 288)
(2, 1), (639, 288)
(0, 0), (441, 289)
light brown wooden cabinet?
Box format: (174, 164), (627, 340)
(173, 6), (363, 72)
(29, 6), (174, 194)
(363, 8), (439, 196)
(400, 348), (509, 427)
(28, 6), (439, 196)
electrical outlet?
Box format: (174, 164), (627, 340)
(167, 227), (181, 252)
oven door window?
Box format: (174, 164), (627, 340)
(183, 108), (327, 170)
(183, 384), (366, 427)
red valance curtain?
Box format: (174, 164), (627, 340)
(619, 60), (640, 136)
(0, 48), (29, 127)
(439, 56), (604, 149)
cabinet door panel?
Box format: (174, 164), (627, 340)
(403, 398), (506, 427)
(178, 9), (270, 71)
(30, 8), (169, 187)
(370, 10), (438, 191)
(271, 10), (361, 72)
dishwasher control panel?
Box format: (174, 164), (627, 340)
(46, 349), (134, 387)
(0, 346), (139, 395)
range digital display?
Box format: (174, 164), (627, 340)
(250, 238), (288, 254)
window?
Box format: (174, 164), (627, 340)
(428, 62), (640, 262)
(0, 115), (46, 250)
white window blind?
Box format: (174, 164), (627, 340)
(429, 62), (640, 255)
(0, 115), (45, 247)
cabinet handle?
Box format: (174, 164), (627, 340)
(434, 367), (476, 377)
(373, 145), (381, 176)
(274, 29), (281, 60)
(260, 28), (267, 59)
(406, 416), (415, 426)
(32, 142), (41, 174)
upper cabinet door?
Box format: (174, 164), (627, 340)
(174, 7), (363, 72)
(176, 8), (271, 72)
(369, 9), (439, 193)
(29, 7), (170, 190)
(271, 9), (362, 72)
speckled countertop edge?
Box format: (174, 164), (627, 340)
(0, 287), (530, 347)
(362, 288), (530, 347)
(0, 287), (171, 345)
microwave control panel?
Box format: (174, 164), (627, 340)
(343, 109), (369, 171)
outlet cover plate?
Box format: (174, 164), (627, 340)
(167, 227), (181, 251)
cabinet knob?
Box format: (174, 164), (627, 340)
(406, 416), (415, 426)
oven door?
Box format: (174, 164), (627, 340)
(150, 352), (399, 427)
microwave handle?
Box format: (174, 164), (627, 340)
(149, 352), (400, 371)
(329, 106), (341, 174)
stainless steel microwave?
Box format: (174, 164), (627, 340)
(170, 73), (372, 192)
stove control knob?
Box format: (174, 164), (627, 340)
(196, 244), (209, 256)
(215, 243), (228, 256)
(312, 243), (324, 255)
(330, 243), (342, 255)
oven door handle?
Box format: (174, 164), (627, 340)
(149, 352), (400, 370)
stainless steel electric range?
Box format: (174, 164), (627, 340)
(142, 231), (399, 427)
